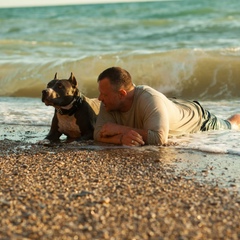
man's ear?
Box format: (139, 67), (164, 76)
(118, 89), (127, 98)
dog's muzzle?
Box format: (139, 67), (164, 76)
(41, 88), (58, 105)
(42, 87), (58, 97)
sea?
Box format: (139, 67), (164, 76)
(0, 0), (240, 190)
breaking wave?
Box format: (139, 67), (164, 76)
(0, 48), (240, 100)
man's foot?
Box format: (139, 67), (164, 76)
(227, 114), (240, 130)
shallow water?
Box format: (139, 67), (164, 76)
(1, 97), (240, 155)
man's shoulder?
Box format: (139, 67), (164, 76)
(135, 85), (164, 97)
(136, 85), (152, 91)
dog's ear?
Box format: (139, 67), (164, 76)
(54, 72), (58, 80)
(69, 72), (77, 87)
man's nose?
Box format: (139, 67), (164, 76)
(98, 94), (102, 101)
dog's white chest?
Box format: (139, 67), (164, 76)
(57, 114), (81, 138)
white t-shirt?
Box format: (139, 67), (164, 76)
(94, 85), (204, 145)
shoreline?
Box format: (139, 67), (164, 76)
(0, 140), (240, 239)
(1, 123), (240, 193)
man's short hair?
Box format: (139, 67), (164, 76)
(97, 67), (132, 90)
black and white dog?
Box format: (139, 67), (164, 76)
(41, 72), (100, 143)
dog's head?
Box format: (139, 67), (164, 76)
(42, 72), (80, 107)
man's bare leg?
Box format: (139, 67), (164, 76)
(227, 114), (240, 130)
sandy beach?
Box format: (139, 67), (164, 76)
(0, 137), (239, 240)
(1, 1), (240, 238)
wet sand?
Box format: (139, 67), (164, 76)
(0, 138), (240, 239)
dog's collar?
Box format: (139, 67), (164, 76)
(56, 96), (83, 116)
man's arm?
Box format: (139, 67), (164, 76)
(97, 122), (146, 146)
(95, 122), (167, 146)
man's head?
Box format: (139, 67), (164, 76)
(97, 67), (134, 112)
(97, 67), (133, 91)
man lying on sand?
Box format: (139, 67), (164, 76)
(94, 67), (240, 146)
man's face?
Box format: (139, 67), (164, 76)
(98, 78), (121, 112)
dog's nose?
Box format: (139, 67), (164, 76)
(42, 89), (50, 97)
(42, 89), (49, 100)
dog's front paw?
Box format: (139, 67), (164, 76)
(37, 139), (51, 145)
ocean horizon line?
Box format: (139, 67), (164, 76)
(0, 0), (176, 9)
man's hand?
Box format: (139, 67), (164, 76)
(99, 122), (145, 146)
(121, 130), (145, 146)
(100, 122), (123, 137)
